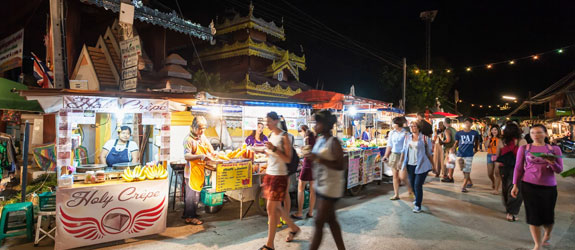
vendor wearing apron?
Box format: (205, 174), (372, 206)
(100, 126), (139, 168)
(183, 116), (215, 225)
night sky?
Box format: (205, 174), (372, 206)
(174, 0), (575, 117)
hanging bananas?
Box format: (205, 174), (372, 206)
(121, 164), (167, 182)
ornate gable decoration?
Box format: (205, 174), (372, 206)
(216, 3), (286, 41)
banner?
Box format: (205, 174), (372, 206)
(63, 96), (118, 112)
(56, 179), (168, 250)
(121, 98), (169, 113)
(346, 150), (362, 189)
(373, 149), (383, 180)
(0, 29), (24, 72)
(216, 161), (252, 192)
(363, 149), (377, 184)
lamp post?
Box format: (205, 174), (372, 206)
(420, 10), (438, 70)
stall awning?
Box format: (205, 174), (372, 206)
(433, 112), (458, 118)
(561, 116), (575, 122)
(291, 90), (392, 110)
(0, 78), (43, 112)
(378, 107), (405, 114)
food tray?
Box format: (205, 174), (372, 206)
(76, 164), (107, 173)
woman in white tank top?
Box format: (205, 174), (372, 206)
(305, 110), (346, 250)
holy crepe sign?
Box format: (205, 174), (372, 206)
(55, 180), (168, 250)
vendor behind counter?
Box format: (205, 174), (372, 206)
(99, 126), (139, 168)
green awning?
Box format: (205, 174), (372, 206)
(0, 77), (43, 112)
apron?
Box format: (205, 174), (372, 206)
(106, 139), (130, 168)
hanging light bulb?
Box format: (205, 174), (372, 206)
(428, 70), (433, 74)
(532, 55), (539, 60)
(557, 49), (564, 53)
(509, 60), (515, 65)
(487, 64), (493, 69)
(479, 105), (483, 108)
(471, 104), (475, 107)
(466, 67), (472, 72)
(446, 69), (451, 73)
(488, 105), (492, 108)
(415, 69), (420, 74)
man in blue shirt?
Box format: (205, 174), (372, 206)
(362, 126), (372, 141)
(453, 118), (480, 193)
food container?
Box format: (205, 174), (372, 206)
(58, 175), (74, 188)
(95, 171), (106, 183)
(85, 171), (95, 184)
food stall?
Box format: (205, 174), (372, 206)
(291, 90), (395, 195)
(169, 97), (312, 218)
(20, 90), (189, 250)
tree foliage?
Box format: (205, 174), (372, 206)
(191, 70), (234, 92)
(380, 65), (456, 113)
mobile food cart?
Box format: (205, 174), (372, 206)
(20, 89), (189, 250)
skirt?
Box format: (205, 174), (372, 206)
(521, 181), (557, 226)
(262, 175), (288, 201)
(299, 166), (314, 181)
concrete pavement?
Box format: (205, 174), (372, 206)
(9, 152), (575, 250)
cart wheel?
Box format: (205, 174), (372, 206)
(254, 187), (268, 216)
(347, 185), (363, 196)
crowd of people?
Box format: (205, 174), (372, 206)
(180, 110), (564, 250)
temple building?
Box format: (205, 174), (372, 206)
(196, 3), (310, 98)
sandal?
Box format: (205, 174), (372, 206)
(286, 229), (300, 242)
(466, 184), (473, 188)
(389, 196), (400, 200)
(543, 239), (551, 246)
(185, 218), (204, 225)
(259, 245), (274, 250)
(290, 214), (303, 220)
(306, 213), (313, 219)
(461, 188), (469, 193)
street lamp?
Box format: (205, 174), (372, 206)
(420, 10), (438, 70)
(502, 96), (516, 100)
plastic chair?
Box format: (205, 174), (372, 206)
(0, 202), (34, 244)
(34, 211), (56, 246)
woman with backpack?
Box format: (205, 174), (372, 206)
(496, 122), (526, 222)
(512, 124), (563, 250)
(260, 112), (300, 250)
(401, 121), (433, 213)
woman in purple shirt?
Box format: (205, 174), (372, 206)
(245, 122), (268, 147)
(511, 124), (563, 250)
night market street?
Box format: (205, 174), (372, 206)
(13, 153), (575, 250)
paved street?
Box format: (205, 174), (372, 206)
(11, 153), (575, 250)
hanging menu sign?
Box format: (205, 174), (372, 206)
(119, 36), (141, 91)
(216, 161), (252, 192)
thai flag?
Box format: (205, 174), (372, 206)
(31, 52), (54, 88)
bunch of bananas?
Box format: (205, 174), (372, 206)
(143, 164), (168, 180)
(121, 165), (146, 182)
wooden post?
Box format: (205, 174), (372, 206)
(49, 0), (66, 88)
(529, 91), (533, 120)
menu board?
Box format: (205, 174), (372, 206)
(363, 149), (377, 184)
(347, 150), (362, 188)
(216, 161), (253, 192)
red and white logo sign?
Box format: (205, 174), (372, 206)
(55, 179), (168, 250)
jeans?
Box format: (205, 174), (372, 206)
(183, 178), (201, 219)
(407, 165), (428, 207)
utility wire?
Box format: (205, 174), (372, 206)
(225, 0), (398, 66)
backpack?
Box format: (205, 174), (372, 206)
(281, 132), (300, 175)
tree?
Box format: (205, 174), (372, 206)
(191, 70), (234, 92)
(380, 64), (456, 113)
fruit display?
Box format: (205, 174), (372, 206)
(143, 164), (168, 180)
(121, 165), (146, 182)
(213, 144), (255, 162)
(121, 164), (168, 182)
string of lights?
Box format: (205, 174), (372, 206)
(455, 99), (518, 111)
(413, 43), (575, 74)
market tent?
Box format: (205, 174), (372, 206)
(433, 112), (458, 118)
(0, 78), (43, 112)
(291, 90), (392, 110)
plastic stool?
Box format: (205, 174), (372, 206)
(34, 211), (56, 246)
(0, 202), (34, 243)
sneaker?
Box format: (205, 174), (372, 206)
(461, 188), (469, 193)
(466, 184), (473, 188)
(413, 206), (422, 213)
(440, 177), (450, 182)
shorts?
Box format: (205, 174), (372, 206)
(299, 166), (314, 181)
(487, 154), (497, 164)
(262, 175), (288, 201)
(388, 153), (403, 171)
(445, 153), (456, 169)
(457, 157), (473, 173)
